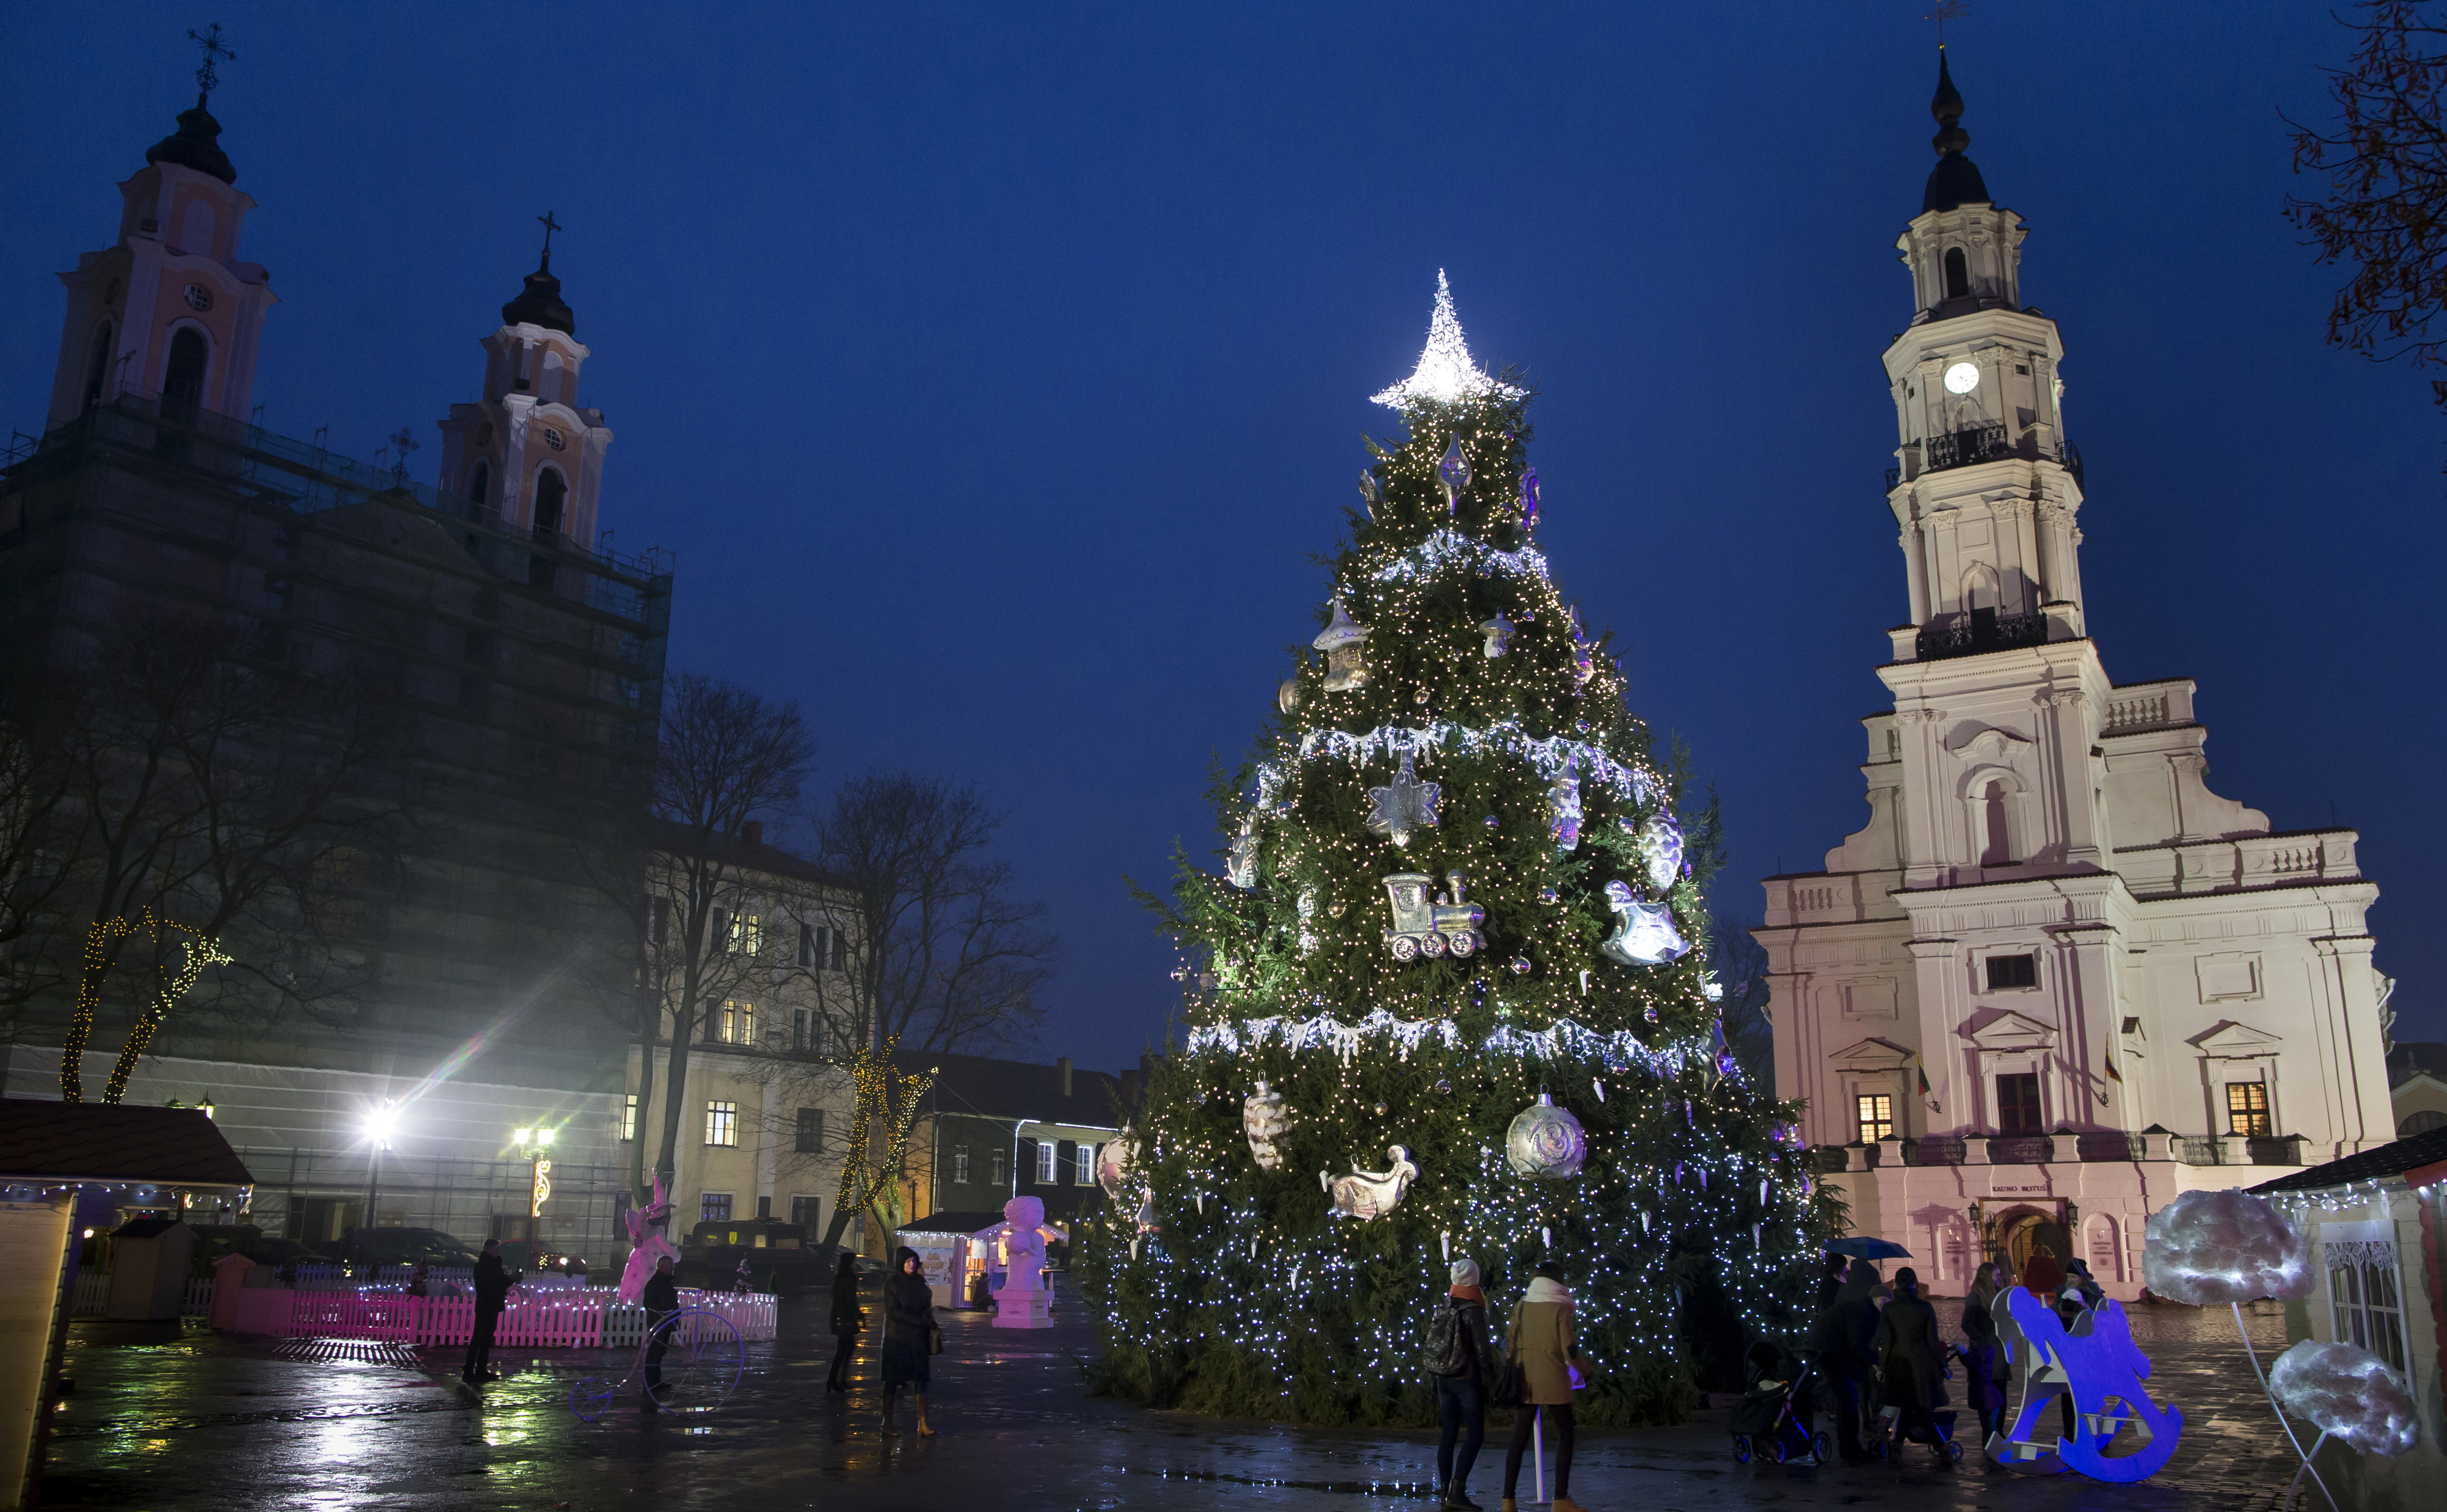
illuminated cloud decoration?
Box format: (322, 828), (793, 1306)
(2140, 1188), (2313, 1305)
(1370, 270), (1526, 410)
(2268, 1341), (2419, 1457)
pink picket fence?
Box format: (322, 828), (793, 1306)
(224, 1284), (777, 1347)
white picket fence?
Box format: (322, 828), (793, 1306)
(68, 1272), (215, 1318)
(284, 1263), (476, 1293)
(225, 1284), (776, 1347)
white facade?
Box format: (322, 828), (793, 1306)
(1755, 58), (2395, 1299)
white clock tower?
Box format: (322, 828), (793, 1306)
(1754, 53), (2396, 1299)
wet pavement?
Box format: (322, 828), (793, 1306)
(41, 1293), (2302, 1511)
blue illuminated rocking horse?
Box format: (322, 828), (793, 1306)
(1988, 1288), (2182, 1483)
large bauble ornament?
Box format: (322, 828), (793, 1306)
(1366, 746), (1441, 847)
(1437, 432), (1471, 511)
(1507, 1091), (1587, 1179)
(1243, 1080), (1291, 1171)
(1314, 598), (1372, 692)
(1278, 677), (1303, 715)
(1322, 1144), (1419, 1220)
(1096, 1131), (1138, 1199)
(1600, 879), (1688, 965)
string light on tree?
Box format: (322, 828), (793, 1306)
(1082, 275), (1831, 1428)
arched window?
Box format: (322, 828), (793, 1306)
(1979, 780), (2014, 865)
(81, 320), (115, 411)
(161, 327), (209, 427)
(532, 468), (567, 537)
(466, 460), (491, 520)
(1943, 247), (1971, 300)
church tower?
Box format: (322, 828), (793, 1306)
(1752, 52), (2393, 1300)
(44, 63), (277, 431)
(435, 222), (614, 551)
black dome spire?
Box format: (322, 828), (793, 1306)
(501, 247), (576, 336)
(145, 92), (237, 185)
(1922, 51), (1990, 214)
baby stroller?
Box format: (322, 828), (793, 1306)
(1730, 1342), (1829, 1466)
(1869, 1376), (1965, 1466)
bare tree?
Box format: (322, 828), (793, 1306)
(2286, 1), (2447, 406)
(51, 614), (412, 1100)
(642, 673), (817, 1193)
(0, 651), (87, 1029)
(780, 771), (1056, 1251)
(1712, 913), (1775, 1089)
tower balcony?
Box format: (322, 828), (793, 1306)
(1886, 428), (2083, 491)
(1913, 608), (2048, 661)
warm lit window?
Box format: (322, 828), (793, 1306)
(1077, 1144), (1097, 1186)
(730, 910), (763, 956)
(955, 1145), (972, 1183)
(1998, 1073), (2043, 1135)
(1855, 1094), (1894, 1144)
(1986, 954), (2037, 990)
(622, 1094), (636, 1142)
(719, 1000), (755, 1045)
(795, 1108), (822, 1154)
(706, 1101), (738, 1147)
(2227, 1082), (2272, 1137)
(701, 1192), (733, 1223)
(1036, 1141), (1058, 1184)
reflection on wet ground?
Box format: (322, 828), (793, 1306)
(42, 1292), (2300, 1510)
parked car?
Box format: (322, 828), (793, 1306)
(321, 1226), (482, 1268)
(677, 1217), (825, 1296)
(188, 1224), (321, 1271)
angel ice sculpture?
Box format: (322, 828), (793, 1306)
(1322, 1144), (1418, 1221)
(616, 1173), (681, 1304)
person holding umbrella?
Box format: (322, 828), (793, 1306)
(1811, 1237), (1905, 1462)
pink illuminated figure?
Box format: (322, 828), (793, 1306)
(617, 1174), (680, 1304)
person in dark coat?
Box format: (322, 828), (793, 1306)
(1808, 1259), (1885, 1462)
(1959, 1262), (2009, 1443)
(641, 1253), (680, 1402)
(826, 1251), (863, 1393)
(1430, 1257), (1492, 1510)
(1816, 1250), (1850, 1309)
(1870, 1266), (1948, 1464)
(462, 1238), (519, 1383)
(881, 1247), (938, 1436)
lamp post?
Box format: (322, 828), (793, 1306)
(513, 1126), (555, 1270)
(361, 1098), (397, 1269)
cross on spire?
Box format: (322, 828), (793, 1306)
(1924, 1), (1968, 47)
(187, 21), (236, 100)
(538, 210), (563, 256)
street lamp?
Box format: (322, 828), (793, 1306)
(197, 1094), (215, 1121)
(361, 1098), (397, 1268)
(513, 1126), (555, 1269)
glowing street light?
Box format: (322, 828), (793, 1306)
(360, 1097), (398, 1267)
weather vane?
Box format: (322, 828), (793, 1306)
(1925, 1), (1969, 47)
(188, 21), (236, 99)
(538, 210), (563, 257)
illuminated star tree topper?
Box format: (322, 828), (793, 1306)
(1370, 269), (1527, 410)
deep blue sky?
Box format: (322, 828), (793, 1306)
(7, 4), (2442, 1068)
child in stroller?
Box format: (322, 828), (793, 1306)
(1730, 1339), (1829, 1466)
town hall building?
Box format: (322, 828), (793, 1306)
(1755, 53), (2398, 1300)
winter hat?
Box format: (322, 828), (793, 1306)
(1450, 1257), (1481, 1289)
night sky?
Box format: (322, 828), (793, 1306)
(7, 4), (2442, 1070)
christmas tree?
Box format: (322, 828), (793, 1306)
(1081, 275), (1833, 1427)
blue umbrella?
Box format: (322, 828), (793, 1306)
(1826, 1236), (1912, 1260)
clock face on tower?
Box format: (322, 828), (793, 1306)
(1943, 361), (1981, 395)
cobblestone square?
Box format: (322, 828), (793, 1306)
(39, 1297), (2302, 1511)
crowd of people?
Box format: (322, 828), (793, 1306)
(1411, 1240), (2115, 1508)
(1802, 1242), (2108, 1465)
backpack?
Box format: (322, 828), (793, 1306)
(1422, 1297), (1473, 1377)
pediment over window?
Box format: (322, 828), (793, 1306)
(1831, 1036), (1917, 1072)
(2191, 1020), (2283, 1057)
(1967, 1008), (2056, 1052)
(1944, 724), (2034, 764)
